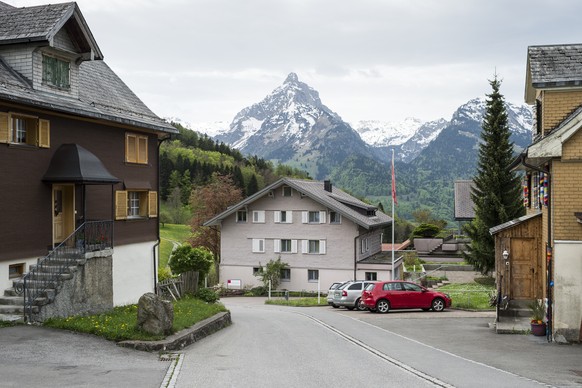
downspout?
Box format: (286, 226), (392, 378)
(354, 235), (358, 281)
(153, 134), (173, 294)
(518, 154), (552, 341)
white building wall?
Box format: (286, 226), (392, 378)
(112, 241), (156, 306)
(0, 256), (38, 292)
(219, 186), (386, 291)
(553, 241), (582, 341)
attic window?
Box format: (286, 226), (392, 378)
(42, 55), (70, 89)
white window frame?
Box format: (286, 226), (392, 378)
(282, 186), (293, 197)
(361, 238), (369, 253)
(274, 239), (297, 253)
(252, 210), (266, 223)
(274, 210), (293, 224)
(302, 210), (326, 224)
(252, 238), (265, 253)
(302, 239), (326, 254)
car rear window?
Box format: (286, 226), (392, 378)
(365, 283), (375, 291)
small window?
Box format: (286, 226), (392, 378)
(365, 272), (377, 281)
(115, 190), (157, 220)
(302, 239), (326, 254)
(309, 240), (319, 254)
(236, 210), (247, 223)
(308, 269), (319, 282)
(308, 211), (320, 223)
(281, 239), (292, 253)
(252, 238), (265, 253)
(253, 267), (262, 275)
(9, 263), (25, 279)
(0, 113), (50, 148)
(280, 268), (291, 281)
(252, 210), (265, 223)
(282, 186), (292, 197)
(125, 133), (148, 164)
(361, 238), (369, 253)
(42, 54), (70, 89)
(330, 211), (341, 224)
(275, 210), (292, 223)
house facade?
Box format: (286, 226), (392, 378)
(496, 44), (582, 342)
(204, 178), (395, 291)
(0, 2), (176, 318)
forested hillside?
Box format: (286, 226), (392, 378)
(160, 123), (310, 210)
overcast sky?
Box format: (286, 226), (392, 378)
(10, 0), (582, 127)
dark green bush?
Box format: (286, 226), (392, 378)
(194, 288), (219, 303)
(411, 223), (441, 238)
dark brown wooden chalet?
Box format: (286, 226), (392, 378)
(0, 2), (177, 321)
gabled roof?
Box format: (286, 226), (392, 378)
(0, 2), (176, 134)
(525, 44), (582, 104)
(454, 180), (475, 221)
(0, 2), (102, 60)
(204, 178), (392, 230)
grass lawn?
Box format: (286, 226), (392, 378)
(437, 283), (495, 310)
(159, 223), (192, 268)
(265, 297), (329, 307)
(43, 295), (226, 342)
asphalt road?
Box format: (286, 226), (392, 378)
(175, 298), (582, 388)
(1, 298), (581, 388)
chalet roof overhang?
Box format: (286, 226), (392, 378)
(42, 143), (119, 184)
(203, 178), (392, 230)
(489, 212), (542, 235)
(511, 107), (582, 171)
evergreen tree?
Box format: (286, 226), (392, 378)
(246, 174), (259, 196)
(463, 76), (525, 274)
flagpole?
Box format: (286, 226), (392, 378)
(391, 149), (395, 280)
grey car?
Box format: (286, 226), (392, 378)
(327, 281), (348, 307)
(332, 280), (373, 310)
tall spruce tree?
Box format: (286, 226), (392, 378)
(463, 76), (525, 274)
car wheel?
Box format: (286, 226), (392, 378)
(356, 298), (367, 311)
(346, 306), (355, 311)
(432, 298), (445, 312)
(332, 304), (339, 309)
(376, 299), (390, 314)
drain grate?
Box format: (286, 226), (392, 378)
(159, 353), (180, 361)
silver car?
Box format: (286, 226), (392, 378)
(327, 281), (348, 308)
(333, 280), (373, 310)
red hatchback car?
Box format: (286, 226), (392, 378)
(361, 280), (452, 313)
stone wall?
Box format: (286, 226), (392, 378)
(35, 254), (113, 322)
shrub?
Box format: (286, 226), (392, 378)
(194, 288), (219, 304)
(474, 276), (495, 286)
(157, 266), (173, 282)
(169, 244), (213, 278)
(411, 223), (441, 238)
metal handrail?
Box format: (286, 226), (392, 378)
(410, 264), (461, 283)
(22, 220), (113, 323)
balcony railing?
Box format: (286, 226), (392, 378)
(22, 220), (113, 323)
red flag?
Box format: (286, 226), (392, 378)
(391, 153), (397, 205)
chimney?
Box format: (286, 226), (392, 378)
(324, 180), (332, 192)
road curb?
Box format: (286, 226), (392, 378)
(117, 311), (232, 352)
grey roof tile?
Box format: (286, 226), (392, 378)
(489, 212), (542, 235)
(0, 3), (75, 44)
(528, 44), (582, 87)
(205, 178), (392, 229)
(454, 180), (475, 220)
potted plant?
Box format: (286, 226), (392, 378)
(528, 299), (546, 336)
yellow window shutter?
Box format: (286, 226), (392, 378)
(38, 119), (50, 148)
(138, 136), (148, 164)
(126, 134), (137, 163)
(0, 112), (9, 143)
(115, 190), (128, 220)
(148, 191), (158, 218)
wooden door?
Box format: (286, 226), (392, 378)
(52, 184), (74, 245)
(510, 238), (535, 299)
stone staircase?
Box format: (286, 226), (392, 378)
(498, 299), (533, 318)
(0, 255), (81, 323)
